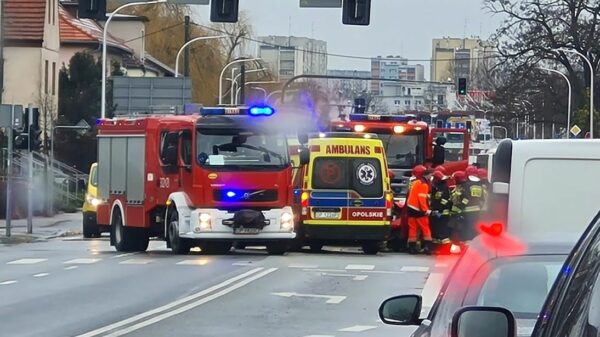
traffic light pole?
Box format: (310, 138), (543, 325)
(5, 107), (14, 237)
(27, 105), (33, 234)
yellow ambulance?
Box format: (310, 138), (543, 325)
(293, 133), (393, 254)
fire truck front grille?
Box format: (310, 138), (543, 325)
(213, 189), (278, 202)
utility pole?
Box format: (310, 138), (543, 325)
(0, 0), (5, 104)
(240, 62), (246, 105)
(5, 107), (14, 237)
(183, 15), (191, 77)
(27, 105), (33, 234)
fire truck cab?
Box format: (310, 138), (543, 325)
(96, 106), (295, 255)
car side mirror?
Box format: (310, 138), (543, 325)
(388, 169), (395, 179)
(451, 306), (516, 337)
(299, 148), (310, 166)
(164, 146), (178, 166)
(378, 295), (422, 326)
(492, 182), (509, 195)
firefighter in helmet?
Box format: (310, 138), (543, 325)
(451, 166), (485, 241)
(406, 167), (435, 254)
(430, 167), (452, 248)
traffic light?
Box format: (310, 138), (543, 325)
(354, 98), (366, 114)
(342, 0), (371, 25)
(466, 121), (473, 134)
(458, 78), (467, 95)
(78, 0), (107, 20)
(211, 0), (239, 22)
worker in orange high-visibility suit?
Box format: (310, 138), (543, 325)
(406, 168), (435, 255)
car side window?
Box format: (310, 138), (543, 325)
(549, 229), (600, 337)
(180, 130), (192, 166)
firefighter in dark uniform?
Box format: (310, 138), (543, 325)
(430, 167), (452, 248)
(451, 166), (485, 242)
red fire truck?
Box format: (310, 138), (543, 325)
(331, 113), (470, 250)
(95, 106), (296, 255)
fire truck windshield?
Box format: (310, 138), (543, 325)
(378, 134), (424, 168)
(196, 129), (289, 168)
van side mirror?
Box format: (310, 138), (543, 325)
(378, 295), (422, 326)
(492, 182), (509, 195)
(299, 148), (310, 166)
(451, 306), (516, 337)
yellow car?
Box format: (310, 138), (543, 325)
(82, 163), (105, 238)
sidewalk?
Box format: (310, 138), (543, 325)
(0, 212), (82, 244)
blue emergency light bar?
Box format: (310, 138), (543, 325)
(200, 105), (276, 117)
(349, 114), (416, 123)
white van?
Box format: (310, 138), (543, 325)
(488, 139), (600, 237)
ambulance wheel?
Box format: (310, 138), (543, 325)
(309, 242), (323, 253)
(201, 242), (231, 255)
(362, 242), (380, 255)
(266, 242), (288, 255)
(167, 208), (191, 255)
(83, 213), (100, 238)
(112, 208), (149, 252)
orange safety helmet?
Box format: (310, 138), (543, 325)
(465, 165), (478, 177)
(453, 171), (467, 183)
(478, 168), (488, 181)
(412, 165), (427, 178)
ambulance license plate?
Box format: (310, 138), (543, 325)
(314, 212), (339, 219)
(234, 227), (260, 234)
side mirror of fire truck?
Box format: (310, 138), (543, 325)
(299, 148), (310, 166)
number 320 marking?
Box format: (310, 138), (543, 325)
(159, 177), (170, 189)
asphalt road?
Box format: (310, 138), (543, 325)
(0, 226), (454, 337)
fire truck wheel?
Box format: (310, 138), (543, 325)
(112, 209), (149, 252)
(362, 241), (380, 255)
(266, 243), (288, 255)
(167, 208), (191, 255)
(201, 242), (231, 255)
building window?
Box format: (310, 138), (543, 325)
(437, 95), (445, 105)
(407, 88), (412, 96)
(416, 100), (422, 105)
(44, 60), (49, 94)
(394, 100), (401, 105)
(404, 100), (411, 106)
(52, 62), (56, 95)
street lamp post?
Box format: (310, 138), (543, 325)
(539, 66), (572, 138)
(227, 68), (268, 105)
(218, 58), (262, 105)
(174, 35), (230, 77)
(235, 81), (279, 105)
(50, 125), (91, 215)
(555, 48), (594, 138)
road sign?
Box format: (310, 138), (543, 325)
(75, 119), (91, 135)
(0, 104), (24, 128)
(300, 0), (342, 7)
(570, 124), (582, 137)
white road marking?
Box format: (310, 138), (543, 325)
(289, 264), (319, 269)
(421, 273), (445, 315)
(111, 253), (139, 259)
(176, 259), (209, 266)
(7, 258), (47, 265)
(345, 264), (375, 270)
(64, 266), (79, 270)
(435, 263), (448, 268)
(400, 266), (430, 272)
(100, 268), (278, 337)
(320, 273), (368, 281)
(338, 325), (377, 332)
(33, 273), (49, 278)
(75, 268), (269, 337)
(232, 261), (254, 266)
(360, 270), (405, 274)
(0, 280), (17, 285)
(304, 335), (335, 337)
(303, 268), (347, 273)
(271, 292), (346, 304)
(64, 258), (100, 264)
(119, 259), (153, 265)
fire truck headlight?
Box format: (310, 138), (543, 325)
(198, 213), (212, 230)
(393, 125), (405, 134)
(280, 212), (294, 231)
(354, 124), (366, 132)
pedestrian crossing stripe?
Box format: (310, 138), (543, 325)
(119, 259), (153, 265)
(7, 258), (47, 265)
(63, 258), (101, 264)
(176, 259), (209, 265)
(400, 266), (430, 272)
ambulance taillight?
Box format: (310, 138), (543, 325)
(385, 193), (393, 217)
(301, 191), (309, 215)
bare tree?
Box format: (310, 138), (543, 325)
(212, 12), (254, 64)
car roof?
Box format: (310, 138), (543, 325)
(468, 233), (578, 258)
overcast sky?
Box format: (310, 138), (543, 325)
(193, 0), (502, 72)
